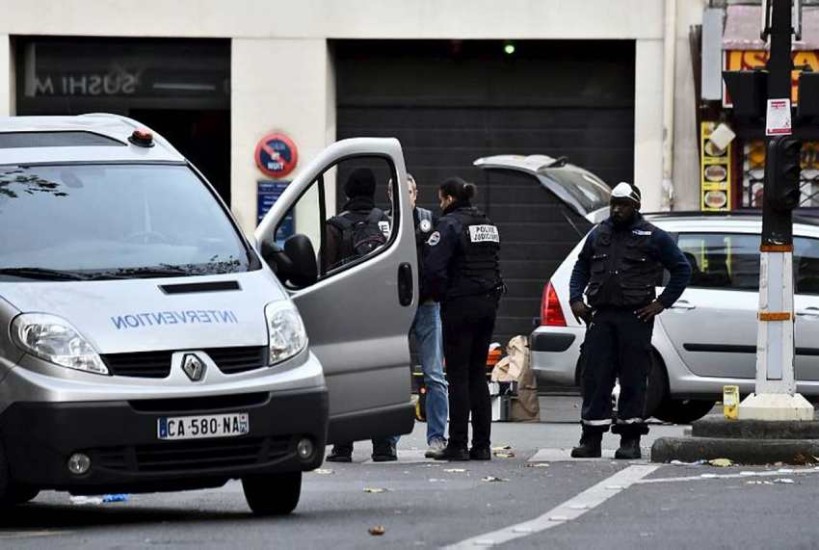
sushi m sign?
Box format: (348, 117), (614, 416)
(723, 50), (819, 106)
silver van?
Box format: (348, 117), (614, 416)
(0, 114), (416, 514)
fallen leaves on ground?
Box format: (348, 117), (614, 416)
(368, 526), (386, 536)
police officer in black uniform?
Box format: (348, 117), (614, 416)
(424, 177), (503, 462)
(569, 182), (691, 459)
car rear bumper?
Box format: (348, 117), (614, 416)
(530, 326), (584, 387)
(0, 387), (328, 494)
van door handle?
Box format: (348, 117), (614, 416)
(670, 300), (696, 310)
(796, 307), (819, 318)
(398, 263), (413, 306)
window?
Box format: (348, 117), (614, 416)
(272, 155), (399, 287)
(677, 233), (760, 291)
(795, 237), (819, 295)
(0, 163), (255, 280)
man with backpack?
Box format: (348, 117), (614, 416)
(325, 167), (397, 462)
(323, 167), (390, 272)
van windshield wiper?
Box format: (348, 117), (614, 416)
(92, 265), (193, 279)
(0, 267), (89, 281)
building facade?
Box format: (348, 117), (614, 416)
(0, 0), (704, 233)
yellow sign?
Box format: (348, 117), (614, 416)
(724, 50), (819, 105)
(700, 122), (731, 211)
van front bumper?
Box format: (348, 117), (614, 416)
(0, 387), (328, 494)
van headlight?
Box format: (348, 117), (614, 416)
(11, 313), (108, 375)
(264, 302), (308, 365)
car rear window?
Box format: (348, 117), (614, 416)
(537, 168), (610, 213)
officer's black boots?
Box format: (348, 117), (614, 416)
(614, 437), (641, 459)
(612, 423), (648, 460)
(570, 426), (604, 458)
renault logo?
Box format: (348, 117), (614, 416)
(181, 353), (206, 382)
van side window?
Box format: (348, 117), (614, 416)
(676, 233), (760, 291)
(271, 156), (399, 288)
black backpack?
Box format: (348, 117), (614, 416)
(328, 208), (389, 265)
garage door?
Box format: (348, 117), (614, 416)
(335, 40), (635, 346)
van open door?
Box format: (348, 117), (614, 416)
(256, 138), (416, 443)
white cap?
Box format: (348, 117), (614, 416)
(611, 182), (641, 204)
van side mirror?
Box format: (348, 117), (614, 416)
(284, 234), (318, 288)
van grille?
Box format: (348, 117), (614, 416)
(91, 436), (292, 473)
(101, 346), (268, 378)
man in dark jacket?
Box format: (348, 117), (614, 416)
(325, 167), (396, 462)
(568, 182), (691, 460)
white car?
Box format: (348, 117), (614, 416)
(531, 212), (819, 424)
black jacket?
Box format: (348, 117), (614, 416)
(423, 200), (502, 302)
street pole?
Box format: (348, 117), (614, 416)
(740, 0), (813, 420)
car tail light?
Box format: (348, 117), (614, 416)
(541, 281), (567, 327)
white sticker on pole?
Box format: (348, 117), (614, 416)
(766, 98), (793, 136)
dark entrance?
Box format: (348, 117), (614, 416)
(13, 37), (231, 204)
(334, 40), (635, 345)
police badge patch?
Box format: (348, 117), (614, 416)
(427, 231), (441, 246)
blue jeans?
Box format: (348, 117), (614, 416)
(412, 301), (448, 443)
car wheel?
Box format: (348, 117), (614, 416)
(242, 471), (302, 516)
(644, 351), (669, 419)
(653, 398), (716, 424)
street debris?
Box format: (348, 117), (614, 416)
(70, 494), (130, 505)
(526, 462), (550, 468)
(444, 468), (468, 473)
(482, 476), (508, 482)
(314, 469), (334, 475)
(363, 487), (388, 493)
(773, 478), (795, 484)
(494, 451), (516, 458)
(492, 445), (512, 451)
(670, 459), (706, 466)
(368, 526), (386, 536)
(70, 496), (103, 505)
(708, 458), (733, 467)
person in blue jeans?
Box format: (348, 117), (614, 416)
(326, 174), (448, 462)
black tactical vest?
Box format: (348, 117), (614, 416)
(586, 218), (663, 308)
(448, 207), (502, 298)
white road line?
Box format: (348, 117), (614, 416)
(443, 464), (661, 549)
(636, 467), (819, 484)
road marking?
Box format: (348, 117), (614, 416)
(0, 531), (67, 539)
(528, 448), (647, 463)
(636, 467), (819, 485)
(443, 464), (660, 548)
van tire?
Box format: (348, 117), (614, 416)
(653, 398), (716, 425)
(242, 471), (301, 516)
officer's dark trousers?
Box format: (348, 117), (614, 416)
(441, 293), (498, 450)
(580, 308), (654, 432)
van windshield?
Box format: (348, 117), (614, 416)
(0, 163), (257, 281)
(538, 168), (611, 214)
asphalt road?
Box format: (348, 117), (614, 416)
(2, 398), (817, 549)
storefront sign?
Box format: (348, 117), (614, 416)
(700, 121), (732, 211)
(254, 133), (298, 179)
(257, 181), (295, 243)
(724, 50), (819, 106)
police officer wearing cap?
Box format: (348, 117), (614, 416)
(569, 182), (690, 459)
(424, 177), (503, 462)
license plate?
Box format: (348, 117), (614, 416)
(157, 413), (249, 440)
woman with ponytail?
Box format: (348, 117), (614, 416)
(423, 177), (504, 461)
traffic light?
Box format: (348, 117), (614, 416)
(765, 136), (803, 211)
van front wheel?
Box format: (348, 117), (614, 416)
(242, 471), (302, 516)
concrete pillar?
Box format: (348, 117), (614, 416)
(0, 35), (11, 116)
(634, 38), (665, 212)
(230, 38), (332, 236)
